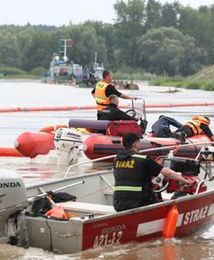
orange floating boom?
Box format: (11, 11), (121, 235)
(0, 105), (97, 113)
(146, 102), (214, 108)
(0, 147), (23, 157)
(0, 102), (214, 113)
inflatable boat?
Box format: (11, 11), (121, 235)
(11, 118), (213, 166)
(2, 98), (213, 164)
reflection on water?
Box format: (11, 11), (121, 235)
(0, 81), (214, 259)
(1, 234), (214, 260)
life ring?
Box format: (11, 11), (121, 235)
(39, 124), (68, 133)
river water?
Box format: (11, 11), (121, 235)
(0, 80), (214, 259)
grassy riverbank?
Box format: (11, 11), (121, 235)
(150, 65), (214, 91)
(0, 66), (44, 80)
(111, 66), (214, 91)
(113, 68), (155, 81)
(0, 74), (40, 80)
(150, 77), (214, 91)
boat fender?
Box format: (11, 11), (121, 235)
(40, 124), (68, 133)
(163, 205), (178, 239)
(15, 131), (55, 158)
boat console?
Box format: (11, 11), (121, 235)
(152, 145), (214, 196)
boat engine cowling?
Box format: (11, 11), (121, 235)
(54, 128), (83, 165)
(0, 172), (28, 239)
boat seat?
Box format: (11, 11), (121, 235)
(58, 201), (116, 215)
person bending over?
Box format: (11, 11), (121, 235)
(152, 115), (182, 138)
(175, 115), (214, 142)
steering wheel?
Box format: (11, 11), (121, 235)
(125, 109), (136, 118)
(152, 175), (169, 193)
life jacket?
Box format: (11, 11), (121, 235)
(185, 116), (209, 135)
(113, 154), (151, 200)
(94, 81), (110, 111)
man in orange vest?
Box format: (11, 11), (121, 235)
(91, 70), (137, 119)
(175, 115), (214, 141)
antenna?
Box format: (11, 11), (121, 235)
(94, 51), (97, 64)
(59, 39), (73, 61)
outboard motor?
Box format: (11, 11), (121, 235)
(0, 172), (28, 241)
(164, 157), (200, 176)
(54, 128), (83, 165)
(165, 157), (207, 195)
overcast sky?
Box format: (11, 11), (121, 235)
(0, 0), (213, 26)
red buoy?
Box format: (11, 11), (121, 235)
(15, 132), (55, 158)
(163, 205), (179, 239)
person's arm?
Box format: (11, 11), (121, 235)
(161, 167), (190, 184)
(105, 85), (122, 97)
(200, 124), (214, 140)
(145, 159), (190, 185)
(106, 85), (137, 99)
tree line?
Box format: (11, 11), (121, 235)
(0, 0), (214, 77)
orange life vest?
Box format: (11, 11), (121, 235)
(93, 81), (110, 111)
(185, 115), (209, 135)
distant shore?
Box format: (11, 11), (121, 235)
(0, 78), (41, 82)
(1, 73), (214, 91)
(150, 77), (214, 91)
